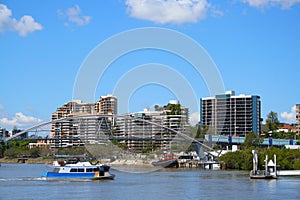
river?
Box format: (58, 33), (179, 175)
(0, 163), (300, 200)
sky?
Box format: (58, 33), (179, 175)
(0, 0), (299, 130)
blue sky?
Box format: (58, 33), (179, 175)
(0, 0), (299, 130)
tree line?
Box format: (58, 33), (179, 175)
(0, 141), (87, 159)
(218, 132), (300, 170)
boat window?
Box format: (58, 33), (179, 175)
(86, 168), (93, 172)
(93, 168), (100, 172)
(103, 166), (109, 172)
(100, 171), (104, 176)
(70, 168), (78, 172)
(78, 168), (84, 172)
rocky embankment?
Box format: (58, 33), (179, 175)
(0, 158), (54, 164)
(0, 157), (154, 167)
(109, 159), (153, 166)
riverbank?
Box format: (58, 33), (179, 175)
(110, 159), (153, 166)
(0, 157), (55, 164)
(0, 157), (153, 166)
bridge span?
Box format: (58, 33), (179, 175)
(3, 114), (219, 158)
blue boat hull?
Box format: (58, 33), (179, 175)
(42, 172), (115, 180)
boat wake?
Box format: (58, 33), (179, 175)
(0, 177), (104, 182)
(0, 177), (46, 182)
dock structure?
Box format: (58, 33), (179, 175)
(17, 158), (28, 163)
(177, 158), (221, 169)
(250, 150), (277, 179)
(277, 170), (300, 176)
(249, 150), (300, 178)
(196, 161), (221, 170)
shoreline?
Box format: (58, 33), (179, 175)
(0, 157), (154, 167)
(0, 158), (55, 164)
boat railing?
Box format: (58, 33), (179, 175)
(250, 170), (271, 176)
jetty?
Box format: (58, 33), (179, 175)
(176, 151), (222, 169)
(250, 150), (277, 179)
(250, 149), (300, 179)
(17, 158), (28, 163)
(277, 170), (300, 176)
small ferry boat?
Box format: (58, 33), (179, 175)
(250, 150), (277, 179)
(42, 160), (115, 180)
(152, 153), (179, 168)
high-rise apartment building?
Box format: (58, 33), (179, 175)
(51, 100), (94, 136)
(50, 97), (189, 151)
(51, 96), (117, 148)
(95, 94), (118, 115)
(200, 91), (261, 136)
(0, 127), (9, 139)
(296, 104), (300, 135)
(114, 102), (189, 152)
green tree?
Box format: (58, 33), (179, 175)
(266, 111), (280, 132)
(219, 146), (300, 170)
(242, 132), (263, 148)
(195, 123), (208, 139)
(57, 147), (86, 155)
(218, 150), (253, 170)
(4, 147), (23, 158)
(0, 142), (5, 158)
(142, 141), (156, 153)
(29, 147), (40, 158)
(165, 103), (181, 115)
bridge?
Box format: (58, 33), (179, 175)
(3, 114), (219, 158)
(206, 134), (299, 147)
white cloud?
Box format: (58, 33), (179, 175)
(210, 6), (224, 18)
(0, 112), (42, 128)
(126, 0), (210, 24)
(0, 4), (43, 36)
(189, 112), (200, 125)
(0, 104), (4, 110)
(280, 105), (296, 123)
(240, 0), (300, 9)
(58, 5), (91, 26)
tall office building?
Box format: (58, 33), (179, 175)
(296, 104), (300, 135)
(200, 91), (261, 136)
